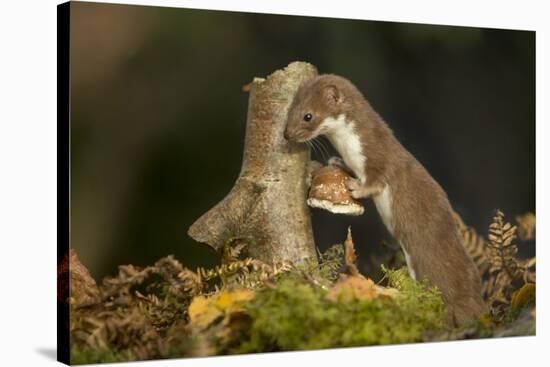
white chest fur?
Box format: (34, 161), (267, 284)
(320, 114), (367, 183)
(402, 248), (417, 280)
(373, 184), (394, 234)
(372, 186), (415, 279)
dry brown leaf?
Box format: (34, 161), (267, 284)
(344, 226), (359, 276)
(326, 275), (398, 302)
(69, 249), (100, 307)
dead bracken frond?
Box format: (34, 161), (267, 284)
(482, 210), (536, 310)
(221, 237), (248, 263)
(317, 243), (345, 281)
(70, 255), (203, 363)
(189, 239), (295, 290)
(520, 257), (536, 284)
(454, 212), (489, 275)
(455, 210), (536, 317)
(196, 257), (293, 290)
(102, 256), (198, 314)
(487, 210), (520, 277)
(515, 212), (536, 241)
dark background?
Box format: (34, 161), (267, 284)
(70, 2), (535, 280)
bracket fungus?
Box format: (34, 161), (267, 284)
(307, 165), (365, 216)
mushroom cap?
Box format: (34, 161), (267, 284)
(307, 165), (365, 216)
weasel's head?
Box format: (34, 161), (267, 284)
(284, 74), (355, 143)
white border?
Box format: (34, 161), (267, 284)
(0, 1), (546, 366)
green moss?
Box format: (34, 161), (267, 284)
(70, 347), (134, 365)
(237, 268), (445, 353)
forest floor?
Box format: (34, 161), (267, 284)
(61, 210), (535, 365)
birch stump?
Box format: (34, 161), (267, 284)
(188, 62), (318, 264)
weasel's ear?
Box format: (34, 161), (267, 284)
(322, 85), (343, 106)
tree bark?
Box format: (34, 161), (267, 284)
(188, 62), (318, 264)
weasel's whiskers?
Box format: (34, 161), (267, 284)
(319, 136), (333, 160)
(305, 140), (318, 160)
(310, 138), (324, 162)
(313, 137), (330, 163)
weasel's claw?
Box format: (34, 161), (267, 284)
(306, 160), (323, 187)
(346, 178), (361, 191)
(346, 178), (366, 199)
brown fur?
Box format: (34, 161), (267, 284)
(285, 74), (487, 327)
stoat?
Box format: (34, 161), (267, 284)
(284, 74), (486, 326)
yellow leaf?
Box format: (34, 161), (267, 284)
(188, 296), (222, 329)
(511, 283), (536, 312)
(215, 289), (255, 312)
(188, 289), (255, 330)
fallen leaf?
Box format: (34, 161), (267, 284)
(188, 296), (223, 329)
(326, 275), (398, 302)
(511, 283), (536, 312)
(216, 289), (255, 312)
(188, 289), (255, 330)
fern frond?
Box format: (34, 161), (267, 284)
(453, 212), (489, 276)
(482, 210), (537, 309)
(515, 212), (536, 241)
(486, 210), (520, 277)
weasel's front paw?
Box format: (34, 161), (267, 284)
(328, 156), (346, 168)
(346, 178), (367, 199)
(306, 160), (323, 187)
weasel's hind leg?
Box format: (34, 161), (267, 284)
(446, 296), (487, 327)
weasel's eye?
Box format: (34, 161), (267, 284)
(303, 113), (313, 122)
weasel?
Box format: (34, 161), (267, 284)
(284, 74), (486, 327)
